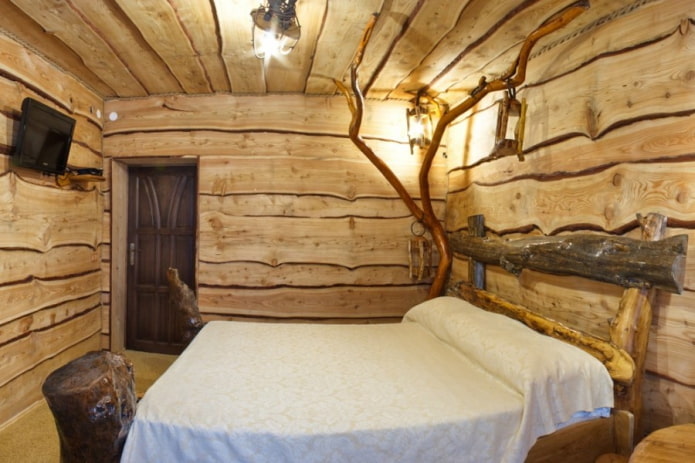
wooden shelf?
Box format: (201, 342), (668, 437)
(56, 172), (105, 187)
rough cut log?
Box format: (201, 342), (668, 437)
(448, 233), (687, 294)
(42, 350), (136, 463)
(453, 283), (636, 386)
(166, 267), (205, 343)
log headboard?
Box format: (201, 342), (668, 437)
(446, 212), (687, 457)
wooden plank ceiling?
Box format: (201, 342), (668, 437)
(0, 0), (628, 105)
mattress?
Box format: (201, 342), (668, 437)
(121, 297), (613, 463)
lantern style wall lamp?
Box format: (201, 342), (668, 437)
(250, 0), (301, 59)
(406, 93), (440, 155)
(491, 82), (527, 161)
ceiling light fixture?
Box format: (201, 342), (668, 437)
(250, 0), (301, 59)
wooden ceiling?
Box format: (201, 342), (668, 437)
(0, 0), (627, 104)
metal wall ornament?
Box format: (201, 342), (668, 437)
(491, 83), (527, 161)
(250, 0), (301, 59)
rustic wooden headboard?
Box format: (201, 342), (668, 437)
(446, 212), (687, 460)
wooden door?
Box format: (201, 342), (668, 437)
(126, 166), (197, 354)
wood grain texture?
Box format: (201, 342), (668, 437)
(0, 33), (105, 432)
(0, 272), (102, 327)
(444, 1), (695, 437)
(199, 261), (416, 287)
(446, 6), (695, 186)
(367, 0), (469, 99)
(0, 2), (114, 96)
(211, 0), (264, 94)
(0, 0), (668, 104)
(304, 0), (382, 94)
(102, 94), (409, 138)
(70, 0), (184, 95)
(0, 174), (101, 250)
(629, 423), (695, 462)
(0, 246), (99, 284)
(169, 0), (229, 92)
(102, 93), (446, 323)
(0, 334), (101, 427)
(0, 308), (101, 388)
(265, 0), (328, 93)
(113, 0), (211, 93)
(0, 33), (103, 120)
(447, 114), (695, 192)
(8, 0), (146, 96)
(527, 410), (633, 463)
(199, 214), (415, 267)
(643, 373), (695, 432)
(0, 294), (101, 347)
(447, 161), (695, 234)
(198, 285), (428, 319)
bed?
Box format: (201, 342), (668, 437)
(120, 212), (686, 462)
(121, 296), (612, 463)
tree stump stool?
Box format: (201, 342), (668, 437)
(42, 350), (136, 463)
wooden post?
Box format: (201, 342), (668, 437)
(468, 215), (486, 289)
(611, 213), (667, 440)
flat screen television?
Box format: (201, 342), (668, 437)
(13, 97), (76, 175)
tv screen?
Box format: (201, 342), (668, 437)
(13, 97), (76, 175)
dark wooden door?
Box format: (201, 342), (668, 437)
(126, 166), (197, 354)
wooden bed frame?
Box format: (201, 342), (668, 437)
(447, 212), (687, 462)
(160, 211), (685, 462)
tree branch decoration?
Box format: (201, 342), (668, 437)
(336, 1), (590, 299)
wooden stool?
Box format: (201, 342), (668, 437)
(629, 423), (695, 462)
(42, 350), (136, 463)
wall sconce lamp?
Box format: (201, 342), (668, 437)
(491, 83), (527, 161)
(406, 93), (437, 155)
(250, 0), (301, 59)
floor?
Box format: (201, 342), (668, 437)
(0, 350), (177, 463)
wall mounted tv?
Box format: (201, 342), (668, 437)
(13, 97), (76, 175)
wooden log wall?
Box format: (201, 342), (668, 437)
(102, 94), (448, 327)
(0, 31), (105, 429)
(444, 0), (695, 437)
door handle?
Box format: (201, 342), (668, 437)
(129, 242), (136, 266)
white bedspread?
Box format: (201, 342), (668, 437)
(121, 297), (613, 463)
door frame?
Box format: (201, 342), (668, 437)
(110, 157), (198, 352)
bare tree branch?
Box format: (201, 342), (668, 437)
(338, 1), (589, 299)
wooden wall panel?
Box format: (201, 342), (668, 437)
(103, 94), (446, 324)
(103, 94), (407, 140)
(444, 0), (695, 436)
(447, 161), (695, 234)
(0, 333), (101, 427)
(198, 286), (429, 320)
(0, 31), (104, 430)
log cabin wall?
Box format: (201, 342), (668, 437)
(0, 31), (105, 427)
(445, 0), (695, 436)
(102, 94), (448, 342)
